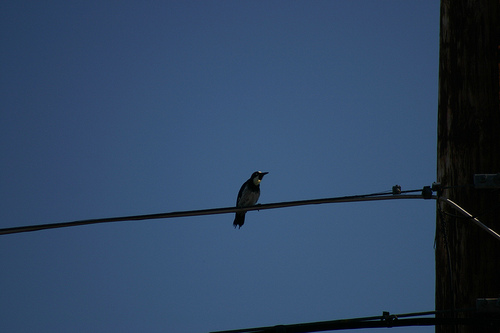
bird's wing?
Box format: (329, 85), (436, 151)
(236, 181), (248, 205)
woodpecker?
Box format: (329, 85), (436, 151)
(233, 171), (269, 228)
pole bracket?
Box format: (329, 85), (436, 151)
(474, 174), (500, 189)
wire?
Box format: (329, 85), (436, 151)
(210, 308), (482, 333)
(439, 197), (500, 241)
(3, 185), (499, 239)
(436, 203), (456, 315)
(439, 205), (500, 220)
(0, 190), (432, 235)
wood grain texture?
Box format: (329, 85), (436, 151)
(436, 1), (500, 332)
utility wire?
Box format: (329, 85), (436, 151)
(3, 187), (499, 239)
(437, 203), (456, 315)
(439, 197), (500, 241)
(210, 308), (484, 333)
(0, 191), (433, 235)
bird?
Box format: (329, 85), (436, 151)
(233, 171), (269, 228)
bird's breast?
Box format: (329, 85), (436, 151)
(237, 186), (260, 207)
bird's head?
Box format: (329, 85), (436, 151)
(251, 171), (269, 186)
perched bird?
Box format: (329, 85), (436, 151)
(233, 171), (269, 228)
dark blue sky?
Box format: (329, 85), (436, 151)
(1, 1), (439, 332)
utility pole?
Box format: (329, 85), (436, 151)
(436, 0), (500, 332)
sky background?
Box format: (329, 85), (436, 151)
(1, 1), (439, 332)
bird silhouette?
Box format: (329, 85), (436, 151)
(233, 171), (268, 228)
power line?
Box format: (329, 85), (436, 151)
(3, 186), (499, 239)
(0, 190), (433, 235)
(439, 197), (500, 241)
(210, 308), (492, 333)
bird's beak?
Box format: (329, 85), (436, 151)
(258, 172), (269, 180)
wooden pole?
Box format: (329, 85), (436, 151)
(436, 0), (500, 332)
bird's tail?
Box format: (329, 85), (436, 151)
(233, 212), (246, 229)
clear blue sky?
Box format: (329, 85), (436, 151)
(1, 1), (439, 332)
